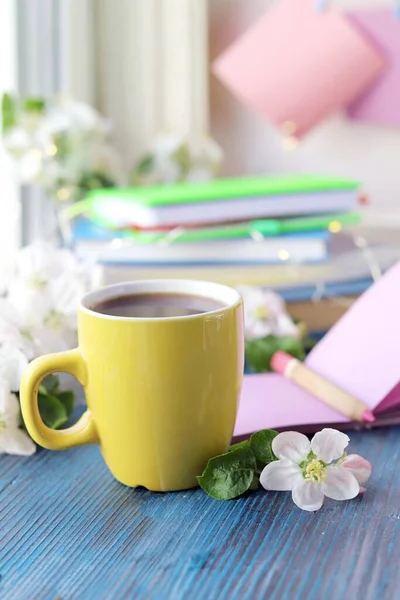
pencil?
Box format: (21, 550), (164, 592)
(271, 351), (375, 424)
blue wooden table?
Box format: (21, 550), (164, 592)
(0, 425), (399, 600)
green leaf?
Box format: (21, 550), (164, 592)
(245, 335), (306, 373)
(79, 171), (116, 194)
(131, 154), (155, 184)
(136, 154), (155, 174)
(250, 475), (259, 490)
(250, 430), (278, 465)
(37, 375), (75, 428)
(23, 97), (46, 113)
(38, 392), (68, 429)
(197, 447), (257, 500)
(52, 132), (70, 160)
(173, 143), (191, 177)
(40, 375), (60, 395)
(2, 93), (16, 132)
(302, 335), (317, 353)
(57, 390), (75, 419)
(228, 439), (251, 452)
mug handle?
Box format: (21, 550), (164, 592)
(20, 348), (98, 450)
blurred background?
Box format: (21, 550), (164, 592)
(1, 0), (400, 345)
(210, 0), (400, 198)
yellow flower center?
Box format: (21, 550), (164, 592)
(304, 458), (327, 483)
(0, 414), (7, 432)
(254, 305), (270, 320)
(45, 310), (63, 330)
(28, 275), (47, 289)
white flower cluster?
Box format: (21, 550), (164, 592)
(237, 285), (300, 340)
(0, 242), (90, 456)
(133, 132), (224, 185)
(3, 96), (121, 202)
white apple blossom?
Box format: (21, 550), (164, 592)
(237, 286), (300, 340)
(185, 135), (224, 182)
(2, 242), (89, 356)
(0, 241), (92, 455)
(36, 96), (109, 140)
(342, 453), (372, 494)
(0, 240), (90, 359)
(3, 123), (43, 182)
(10, 241), (78, 290)
(0, 344), (29, 392)
(260, 429), (371, 511)
(3, 95), (121, 201)
(0, 289), (77, 359)
(0, 299), (37, 360)
(0, 379), (36, 456)
(133, 132), (223, 185)
(3, 126), (32, 155)
(30, 274), (85, 354)
(151, 133), (183, 183)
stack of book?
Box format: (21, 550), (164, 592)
(67, 175), (400, 333)
(69, 174), (360, 277)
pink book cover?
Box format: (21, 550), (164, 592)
(213, 0), (384, 137)
(234, 262), (400, 437)
(347, 10), (400, 127)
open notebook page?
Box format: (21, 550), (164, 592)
(235, 261), (400, 436)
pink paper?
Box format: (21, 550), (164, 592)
(306, 262), (400, 408)
(347, 11), (400, 127)
(213, 0), (384, 137)
(236, 262), (400, 435)
(234, 373), (347, 437)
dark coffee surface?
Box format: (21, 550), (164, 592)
(91, 292), (226, 318)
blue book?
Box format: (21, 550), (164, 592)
(278, 278), (373, 303)
(71, 218), (330, 266)
(70, 217), (127, 242)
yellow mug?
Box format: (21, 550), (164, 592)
(21, 280), (244, 491)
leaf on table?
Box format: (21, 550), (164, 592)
(250, 475), (259, 490)
(245, 335), (306, 373)
(197, 447), (257, 500)
(250, 430), (278, 465)
(228, 439), (251, 452)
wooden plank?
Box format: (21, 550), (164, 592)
(0, 426), (398, 599)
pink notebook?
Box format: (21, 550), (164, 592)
(234, 261), (400, 437)
(213, 0), (384, 137)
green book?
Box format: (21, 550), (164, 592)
(126, 212), (360, 244)
(84, 174), (359, 207)
(68, 175), (360, 229)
